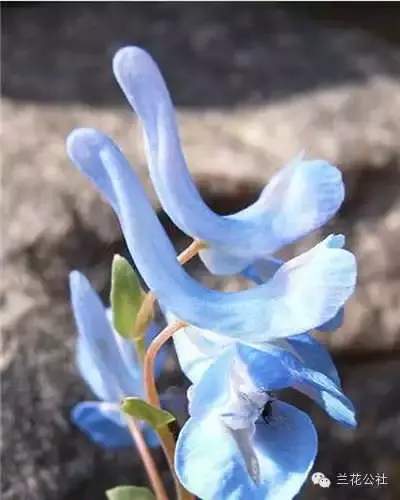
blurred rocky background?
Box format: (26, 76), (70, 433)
(1, 3), (399, 499)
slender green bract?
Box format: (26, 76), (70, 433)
(122, 397), (176, 428)
(111, 255), (144, 339)
(106, 486), (156, 500)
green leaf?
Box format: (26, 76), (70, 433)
(106, 486), (155, 500)
(111, 255), (144, 339)
(122, 397), (176, 428)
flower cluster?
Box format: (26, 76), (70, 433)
(67, 46), (357, 500)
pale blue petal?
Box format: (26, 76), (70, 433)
(112, 46), (345, 274)
(243, 235), (347, 332)
(168, 310), (232, 384)
(76, 334), (116, 402)
(293, 371), (357, 428)
(251, 402), (318, 499)
(228, 159), (345, 256)
(286, 333), (340, 386)
(67, 130), (356, 342)
(242, 233), (345, 286)
(188, 348), (290, 423)
(172, 326), (219, 384)
(316, 234), (346, 335)
(69, 271), (142, 398)
(236, 343), (356, 427)
(105, 307), (142, 385)
(186, 348), (236, 419)
(175, 402), (317, 500)
(71, 402), (159, 449)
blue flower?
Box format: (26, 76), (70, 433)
(175, 341), (355, 500)
(69, 270), (166, 448)
(66, 130), (356, 343)
(175, 348), (316, 500)
(112, 46), (345, 276)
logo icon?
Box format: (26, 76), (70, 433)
(311, 472), (331, 488)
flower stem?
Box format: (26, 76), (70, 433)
(177, 239), (208, 265)
(125, 416), (169, 500)
(144, 321), (186, 406)
(144, 321), (194, 500)
(135, 336), (147, 366)
(134, 240), (207, 337)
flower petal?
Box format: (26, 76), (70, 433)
(243, 235), (347, 332)
(175, 402), (317, 500)
(112, 46), (345, 275)
(167, 310), (232, 383)
(187, 348), (236, 420)
(286, 333), (341, 385)
(67, 130), (356, 342)
(243, 234), (346, 287)
(188, 348), (286, 425)
(172, 325), (220, 385)
(251, 401), (318, 500)
(76, 334), (116, 402)
(71, 401), (159, 448)
(69, 271), (142, 398)
(293, 370), (357, 428)
(236, 343), (356, 427)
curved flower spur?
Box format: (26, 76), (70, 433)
(69, 271), (169, 448)
(66, 130), (356, 343)
(112, 46), (345, 278)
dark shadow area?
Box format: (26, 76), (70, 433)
(2, 2), (399, 108)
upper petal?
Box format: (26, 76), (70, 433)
(175, 402), (317, 500)
(243, 235), (347, 332)
(242, 233), (345, 286)
(112, 46), (345, 274)
(67, 130), (356, 342)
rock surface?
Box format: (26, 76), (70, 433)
(2, 3), (400, 500)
